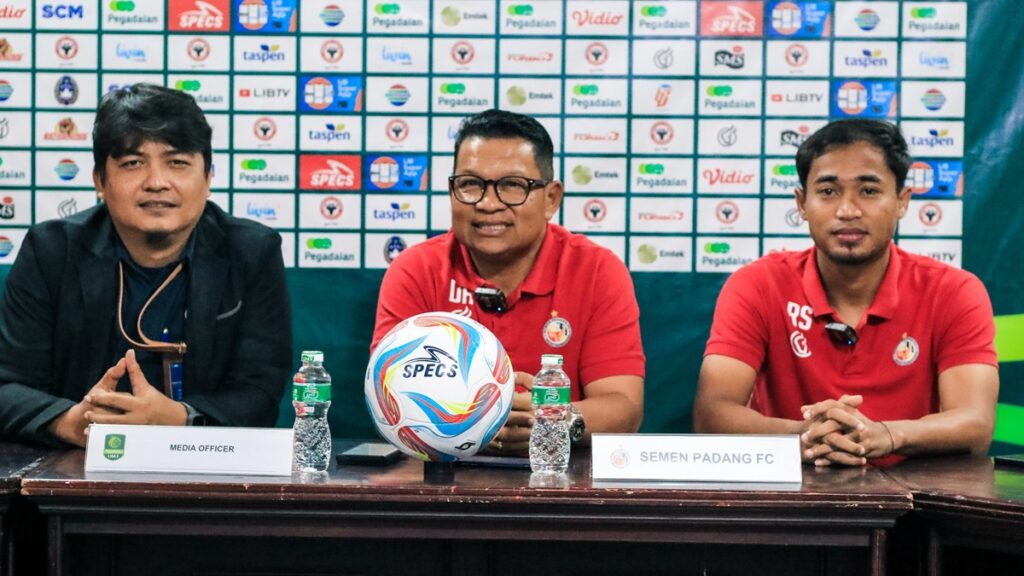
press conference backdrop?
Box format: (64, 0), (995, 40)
(0, 1), (1019, 450)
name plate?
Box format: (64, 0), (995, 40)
(85, 424), (293, 476)
(591, 434), (801, 483)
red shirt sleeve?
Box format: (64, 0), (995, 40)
(935, 271), (998, 373)
(703, 263), (770, 372)
(578, 250), (646, 385)
(371, 249), (434, 352)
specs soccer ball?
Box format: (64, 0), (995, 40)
(365, 312), (515, 461)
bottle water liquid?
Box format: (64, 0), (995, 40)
(292, 350), (332, 473)
(529, 354), (571, 474)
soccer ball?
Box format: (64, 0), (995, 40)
(365, 312), (515, 462)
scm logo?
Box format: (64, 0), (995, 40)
(42, 4), (85, 18)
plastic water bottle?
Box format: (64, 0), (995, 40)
(529, 354), (571, 473)
(292, 350), (332, 473)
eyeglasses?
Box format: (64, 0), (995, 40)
(825, 322), (858, 347)
(448, 174), (549, 207)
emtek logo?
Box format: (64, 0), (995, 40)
(42, 4), (85, 19)
(706, 85), (733, 97)
(374, 3), (400, 15)
(507, 4), (534, 16)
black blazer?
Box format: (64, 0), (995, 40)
(0, 202), (292, 445)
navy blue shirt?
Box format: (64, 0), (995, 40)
(111, 232), (196, 393)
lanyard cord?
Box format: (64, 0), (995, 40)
(116, 260), (188, 357)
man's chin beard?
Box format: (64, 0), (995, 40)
(824, 244), (886, 266)
(143, 231), (173, 248)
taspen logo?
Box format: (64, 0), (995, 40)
(241, 43), (285, 63)
(844, 48), (889, 69)
(910, 128), (955, 149)
(372, 201), (417, 222)
(307, 122), (352, 144)
(170, 0), (228, 31)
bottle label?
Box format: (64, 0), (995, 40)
(532, 385), (570, 405)
(292, 382), (331, 403)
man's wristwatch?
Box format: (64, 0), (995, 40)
(183, 402), (207, 426)
(569, 405), (586, 444)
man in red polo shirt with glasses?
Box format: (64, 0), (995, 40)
(372, 109), (645, 456)
(694, 119), (998, 466)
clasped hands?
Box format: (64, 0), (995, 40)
(48, 349), (187, 447)
(799, 394), (896, 466)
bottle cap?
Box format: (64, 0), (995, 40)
(540, 354), (563, 366)
(301, 350), (324, 363)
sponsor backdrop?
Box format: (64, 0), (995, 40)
(0, 0), (1019, 447)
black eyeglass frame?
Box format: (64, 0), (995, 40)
(447, 174), (550, 207)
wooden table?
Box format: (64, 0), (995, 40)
(21, 441), (911, 576)
(882, 456), (1024, 576)
(0, 443), (47, 576)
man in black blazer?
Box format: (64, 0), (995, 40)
(0, 84), (292, 447)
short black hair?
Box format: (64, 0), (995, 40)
(92, 83), (213, 182)
(453, 109), (555, 180)
(795, 119), (911, 191)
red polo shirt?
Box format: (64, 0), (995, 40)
(705, 243), (997, 424)
(373, 224), (645, 399)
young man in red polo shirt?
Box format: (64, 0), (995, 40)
(372, 109), (645, 456)
(694, 119), (998, 466)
